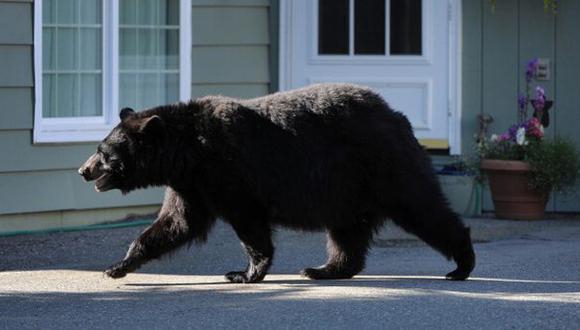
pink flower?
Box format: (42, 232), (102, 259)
(498, 133), (511, 142)
(525, 117), (544, 138)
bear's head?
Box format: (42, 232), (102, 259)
(78, 108), (165, 193)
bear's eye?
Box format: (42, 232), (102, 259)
(97, 150), (109, 164)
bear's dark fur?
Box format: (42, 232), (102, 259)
(79, 83), (475, 282)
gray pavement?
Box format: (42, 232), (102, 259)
(1, 217), (580, 329)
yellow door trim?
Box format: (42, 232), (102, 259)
(419, 139), (449, 150)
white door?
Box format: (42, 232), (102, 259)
(280, 0), (461, 153)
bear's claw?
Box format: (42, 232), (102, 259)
(225, 271), (267, 283)
(104, 266), (127, 279)
(225, 271), (251, 283)
(300, 267), (356, 280)
(104, 259), (137, 279)
(445, 268), (470, 281)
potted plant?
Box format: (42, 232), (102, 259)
(477, 58), (580, 220)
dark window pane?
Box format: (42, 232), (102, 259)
(390, 0), (422, 55)
(318, 0), (349, 55)
(355, 0), (385, 55)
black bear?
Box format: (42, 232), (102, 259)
(79, 83), (475, 282)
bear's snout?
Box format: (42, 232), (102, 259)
(78, 153), (102, 181)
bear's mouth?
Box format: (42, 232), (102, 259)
(95, 173), (115, 192)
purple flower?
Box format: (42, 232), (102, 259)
(518, 92), (527, 121)
(507, 124), (520, 142)
(518, 93), (527, 110)
(526, 58), (540, 82)
(535, 86), (545, 99)
(532, 86), (546, 111)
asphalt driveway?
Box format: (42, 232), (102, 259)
(1, 218), (580, 329)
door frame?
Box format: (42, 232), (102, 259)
(278, 0), (463, 154)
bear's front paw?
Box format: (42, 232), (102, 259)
(104, 260), (134, 279)
(445, 268), (470, 281)
(225, 271), (250, 283)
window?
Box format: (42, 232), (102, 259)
(119, 0), (180, 110)
(42, 0), (103, 118)
(318, 0), (422, 56)
(34, 0), (191, 143)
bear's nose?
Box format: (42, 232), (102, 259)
(78, 166), (91, 181)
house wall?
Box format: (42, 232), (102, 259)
(0, 0), (273, 232)
(462, 0), (580, 212)
(190, 0), (271, 98)
(1, 0), (577, 232)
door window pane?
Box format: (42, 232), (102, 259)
(355, 0), (385, 55)
(318, 0), (349, 55)
(390, 0), (422, 55)
(120, 0), (180, 110)
(42, 0), (103, 117)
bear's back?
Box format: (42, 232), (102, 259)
(243, 83), (385, 117)
(196, 83), (400, 136)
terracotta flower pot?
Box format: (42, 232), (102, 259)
(480, 159), (548, 220)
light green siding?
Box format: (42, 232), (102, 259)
(192, 46), (269, 83)
(192, 0), (269, 6)
(554, 0), (580, 212)
(192, 7), (269, 45)
(191, 83), (269, 99)
(0, 46), (32, 87)
(191, 1), (270, 98)
(0, 130), (98, 172)
(0, 88), (32, 130)
(460, 0), (482, 153)
(462, 1), (580, 212)
(0, 2), (32, 44)
(0, 170), (162, 214)
(0, 0), (273, 221)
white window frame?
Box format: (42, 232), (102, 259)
(310, 0), (432, 65)
(33, 0), (192, 144)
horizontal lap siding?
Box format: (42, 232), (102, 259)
(464, 1), (580, 212)
(0, 170), (164, 214)
(0, 88), (32, 130)
(461, 1), (483, 155)
(0, 3), (33, 129)
(0, 130), (97, 173)
(191, 83), (269, 99)
(0, 1), (160, 215)
(0, 1), (274, 215)
(191, 3), (270, 98)
(554, 1), (580, 211)
(0, 2), (32, 44)
(192, 0), (269, 7)
(0, 46), (33, 87)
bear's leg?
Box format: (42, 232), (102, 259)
(105, 188), (214, 279)
(301, 224), (374, 280)
(225, 222), (274, 284)
(392, 209), (475, 281)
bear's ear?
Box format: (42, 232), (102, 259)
(138, 115), (165, 137)
(119, 108), (135, 121)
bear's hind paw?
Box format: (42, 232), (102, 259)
(300, 267), (356, 280)
(445, 268), (471, 281)
(225, 271), (265, 283)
